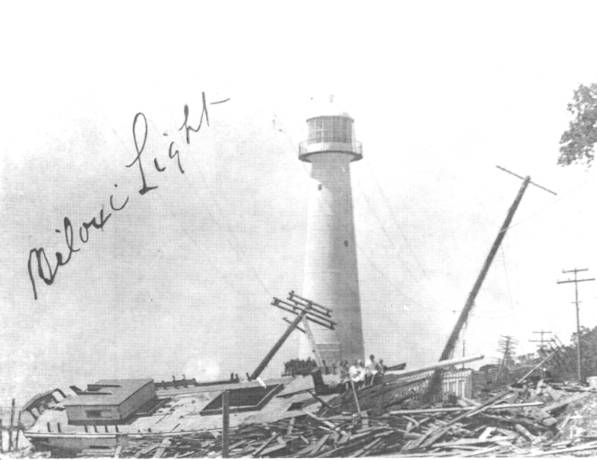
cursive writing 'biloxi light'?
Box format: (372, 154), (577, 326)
(27, 93), (229, 300)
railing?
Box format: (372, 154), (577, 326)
(298, 140), (363, 157)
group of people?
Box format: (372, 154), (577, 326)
(283, 357), (319, 376)
(339, 354), (386, 390)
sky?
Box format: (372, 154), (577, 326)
(2, 0), (597, 406)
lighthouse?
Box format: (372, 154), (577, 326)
(298, 102), (365, 365)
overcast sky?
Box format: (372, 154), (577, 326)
(2, 0), (597, 405)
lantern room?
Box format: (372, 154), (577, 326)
(299, 113), (362, 162)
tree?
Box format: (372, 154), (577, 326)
(559, 83), (597, 166)
(546, 325), (597, 381)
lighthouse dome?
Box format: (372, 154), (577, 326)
(305, 97), (353, 121)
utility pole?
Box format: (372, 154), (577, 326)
(530, 330), (553, 355)
(557, 268), (595, 383)
(425, 166), (556, 399)
(451, 308), (467, 364)
(496, 335), (516, 383)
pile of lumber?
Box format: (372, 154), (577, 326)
(102, 380), (597, 458)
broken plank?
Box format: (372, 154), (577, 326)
(259, 440), (288, 457)
(460, 445), (502, 457)
(153, 437), (171, 458)
(252, 434), (278, 457)
(135, 443), (159, 458)
(412, 391), (513, 450)
(528, 441), (597, 456)
(433, 436), (516, 448)
(478, 426), (494, 442)
(542, 392), (591, 413)
(350, 437), (384, 457)
(286, 417), (295, 435)
(388, 401), (543, 416)
(307, 433), (331, 457)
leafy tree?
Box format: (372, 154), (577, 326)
(546, 325), (597, 381)
(515, 353), (537, 366)
(559, 83), (597, 166)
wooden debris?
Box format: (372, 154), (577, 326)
(388, 401), (544, 415)
(153, 437), (171, 458)
(44, 377), (597, 458)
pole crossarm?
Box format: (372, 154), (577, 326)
(530, 330), (553, 353)
(272, 296), (337, 329)
(250, 292), (337, 380)
(496, 165), (558, 196)
(557, 278), (596, 284)
(288, 291), (334, 317)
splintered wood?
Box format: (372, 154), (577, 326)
(63, 380), (597, 457)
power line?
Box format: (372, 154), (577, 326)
(499, 246), (515, 311)
(356, 186), (444, 311)
(145, 118), (274, 297)
(188, 166), (273, 296)
(363, 162), (431, 277)
(157, 195), (252, 302)
(357, 246), (429, 311)
(107, 122), (264, 303)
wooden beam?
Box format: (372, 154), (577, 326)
(222, 390), (230, 458)
(388, 401), (544, 415)
(385, 354), (484, 378)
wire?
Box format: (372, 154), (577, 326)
(106, 124), (258, 303)
(500, 245), (515, 311)
(501, 166), (595, 233)
(183, 164), (274, 297)
(357, 245), (429, 311)
(355, 184), (445, 312)
(157, 193), (253, 302)
(146, 118), (274, 298)
(364, 161), (432, 277)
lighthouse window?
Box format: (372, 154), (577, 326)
(308, 118), (325, 143)
(344, 240), (349, 247)
(308, 117), (352, 143)
(326, 117), (351, 143)
(318, 184), (323, 191)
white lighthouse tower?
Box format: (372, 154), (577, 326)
(298, 101), (365, 365)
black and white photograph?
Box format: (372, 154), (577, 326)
(3, 1), (597, 457)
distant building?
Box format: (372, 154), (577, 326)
(442, 369), (473, 399)
(63, 379), (155, 424)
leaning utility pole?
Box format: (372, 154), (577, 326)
(438, 170), (529, 362)
(557, 268), (595, 383)
(250, 292), (336, 380)
(425, 166), (556, 399)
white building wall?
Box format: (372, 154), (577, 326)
(300, 153), (365, 364)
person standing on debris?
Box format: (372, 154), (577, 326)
(377, 359), (386, 376)
(365, 354), (379, 386)
(357, 360), (367, 388)
(348, 360), (359, 382)
(349, 360), (366, 389)
(339, 360), (350, 391)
